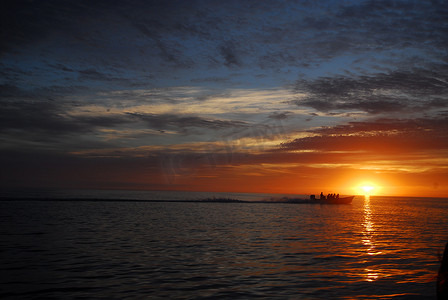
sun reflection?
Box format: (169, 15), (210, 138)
(363, 196), (374, 252)
(362, 195), (383, 281)
(364, 268), (379, 282)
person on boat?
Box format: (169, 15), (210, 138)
(336, 194), (339, 199)
(320, 192), (325, 200)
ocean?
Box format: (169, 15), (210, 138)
(1, 190), (447, 299)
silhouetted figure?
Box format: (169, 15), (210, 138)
(336, 194), (339, 199)
(320, 192), (325, 200)
(438, 242), (448, 299)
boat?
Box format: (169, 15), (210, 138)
(314, 195), (354, 204)
(309, 193), (354, 204)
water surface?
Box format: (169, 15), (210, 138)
(1, 194), (447, 299)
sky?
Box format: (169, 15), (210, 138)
(1, 0), (447, 197)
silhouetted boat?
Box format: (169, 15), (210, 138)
(314, 196), (354, 204)
(309, 194), (354, 204)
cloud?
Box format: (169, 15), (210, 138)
(78, 68), (127, 82)
(127, 112), (248, 132)
(310, 118), (447, 136)
(0, 84), (132, 136)
(0, 84), (294, 154)
(219, 42), (242, 67)
(2, 0), (447, 88)
(291, 66), (448, 114)
(0, 100), (132, 135)
(133, 20), (191, 67)
(268, 111), (293, 120)
(280, 117), (448, 153)
(89, 87), (294, 115)
(0, 0), (110, 56)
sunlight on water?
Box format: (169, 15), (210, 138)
(362, 195), (383, 282)
(362, 195), (382, 256)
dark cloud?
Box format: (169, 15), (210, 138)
(2, 0), (447, 79)
(0, 84), (132, 135)
(0, 100), (70, 133)
(0, 83), (28, 97)
(0, 99), (131, 135)
(0, 0), (111, 55)
(49, 63), (75, 72)
(190, 76), (230, 84)
(195, 92), (232, 101)
(291, 66), (448, 114)
(311, 118), (448, 136)
(257, 52), (299, 70)
(306, 1), (447, 61)
(280, 132), (448, 154)
(280, 117), (448, 153)
(268, 111), (293, 120)
(247, 1), (448, 70)
(78, 68), (129, 82)
(336, 1), (448, 49)
(219, 42), (241, 67)
(127, 113), (248, 132)
(133, 21), (191, 66)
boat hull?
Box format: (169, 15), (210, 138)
(315, 196), (354, 204)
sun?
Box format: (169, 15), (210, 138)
(361, 185), (374, 194)
(356, 182), (380, 196)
